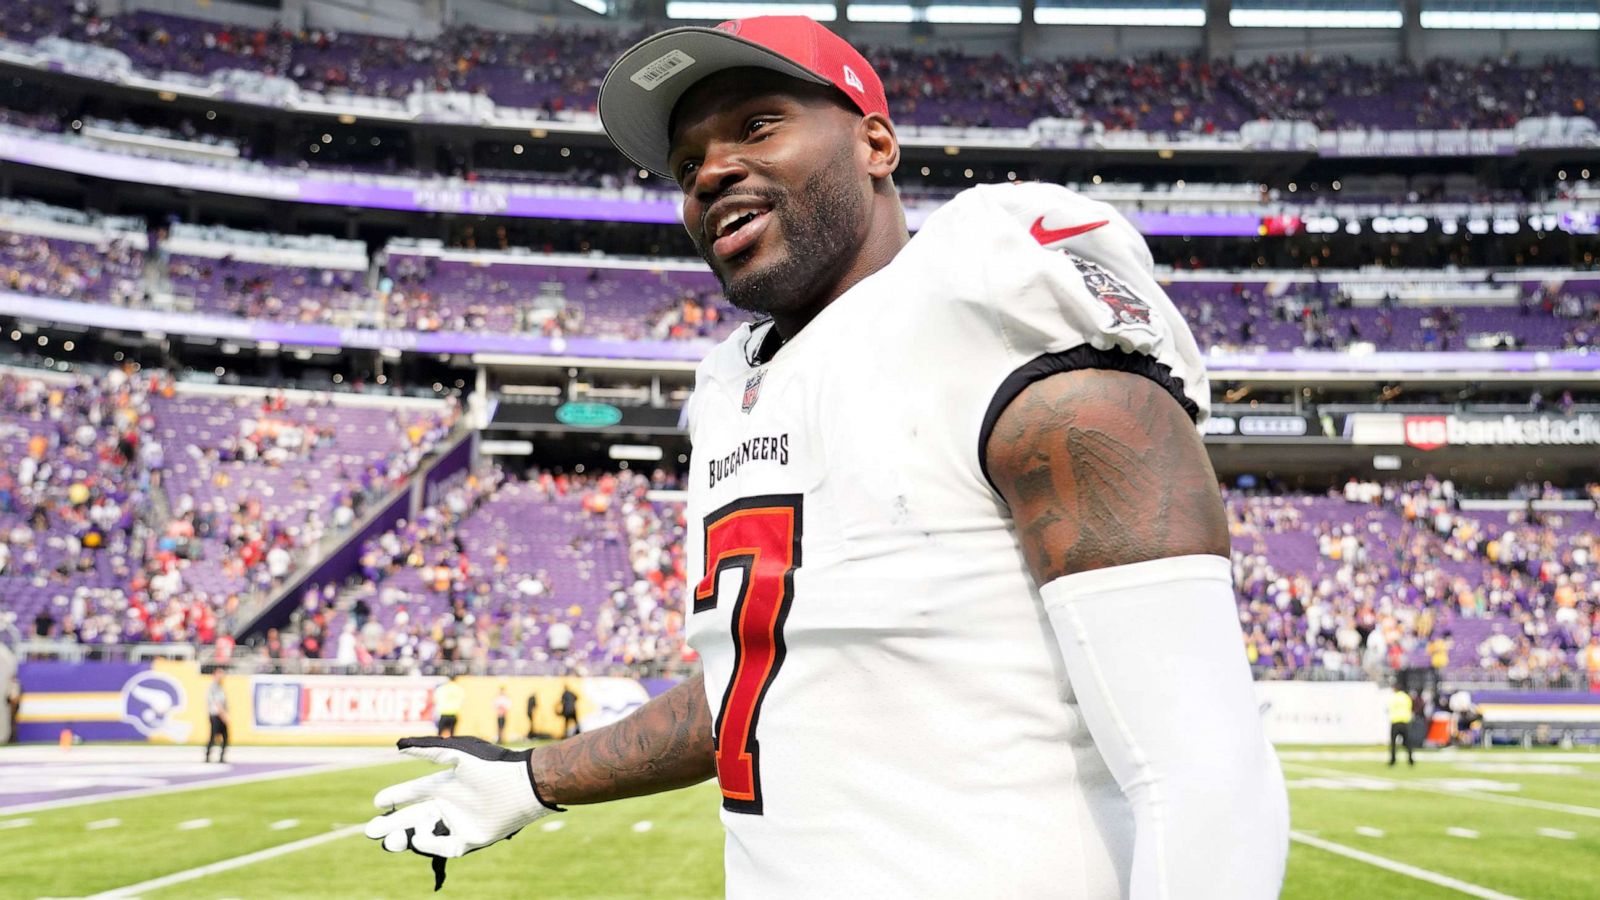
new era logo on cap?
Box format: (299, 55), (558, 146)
(843, 64), (864, 93)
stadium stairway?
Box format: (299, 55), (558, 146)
(221, 424), (477, 648)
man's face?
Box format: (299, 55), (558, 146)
(667, 69), (871, 318)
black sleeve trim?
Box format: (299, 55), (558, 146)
(977, 344), (1200, 496)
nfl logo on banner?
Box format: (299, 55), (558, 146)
(742, 371), (765, 413)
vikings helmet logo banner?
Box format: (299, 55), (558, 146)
(120, 671), (191, 741)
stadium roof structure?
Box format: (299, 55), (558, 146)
(630, 0), (1593, 29)
(638, 0), (1600, 29)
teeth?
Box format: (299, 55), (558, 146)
(715, 209), (761, 238)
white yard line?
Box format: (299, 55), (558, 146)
(1279, 751), (1600, 764)
(177, 818), (212, 830)
(268, 819), (300, 831)
(1289, 832), (1523, 900)
(0, 759), (388, 816)
(1446, 827), (1480, 839)
(86, 818), (121, 830)
(0, 817), (33, 830)
(1537, 827), (1577, 840)
(1281, 762), (1600, 819)
(1354, 826), (1385, 838)
(86, 825), (364, 899)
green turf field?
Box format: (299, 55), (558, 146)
(3, 746), (1597, 899)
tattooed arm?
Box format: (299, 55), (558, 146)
(985, 367), (1289, 899)
(530, 674), (716, 805)
(985, 367), (1227, 578)
(365, 671), (716, 868)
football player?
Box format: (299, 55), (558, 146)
(367, 17), (1289, 897)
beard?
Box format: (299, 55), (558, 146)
(696, 145), (864, 319)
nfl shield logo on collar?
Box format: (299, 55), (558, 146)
(742, 371), (765, 414)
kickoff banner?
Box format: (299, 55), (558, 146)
(17, 660), (677, 746)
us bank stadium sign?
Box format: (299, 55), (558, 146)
(1347, 413), (1600, 450)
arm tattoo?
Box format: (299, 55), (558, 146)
(986, 368), (1229, 583)
(529, 674), (716, 805)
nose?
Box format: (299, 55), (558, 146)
(690, 140), (749, 205)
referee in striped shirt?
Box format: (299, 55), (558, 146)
(205, 667), (230, 764)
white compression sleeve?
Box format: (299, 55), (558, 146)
(1039, 554), (1289, 900)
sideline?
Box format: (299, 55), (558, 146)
(0, 757), (395, 816)
(85, 825), (365, 898)
(1280, 761), (1600, 819)
(1290, 831), (1523, 900)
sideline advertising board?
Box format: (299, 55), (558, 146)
(16, 661), (674, 746)
(1253, 681), (1389, 745)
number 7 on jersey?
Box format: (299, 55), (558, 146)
(693, 495), (803, 814)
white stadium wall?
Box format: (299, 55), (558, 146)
(305, 0), (447, 39)
(123, 0), (283, 30)
(845, 22), (1027, 56)
(451, 0), (599, 32)
(1231, 27), (1402, 63)
(1420, 27), (1598, 63)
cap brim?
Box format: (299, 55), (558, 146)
(598, 27), (830, 179)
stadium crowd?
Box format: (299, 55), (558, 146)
(2, 230), (144, 306)
(4, 1), (1596, 132)
(7, 217), (1597, 351)
(0, 366), (460, 649)
(273, 465), (689, 677)
(4, 369), (1593, 689)
(376, 254), (733, 342)
(1234, 477), (1599, 687)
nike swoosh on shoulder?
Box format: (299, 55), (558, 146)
(1030, 217), (1110, 245)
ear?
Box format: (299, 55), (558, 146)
(860, 113), (899, 181)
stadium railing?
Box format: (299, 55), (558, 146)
(198, 649), (697, 682)
(3, 35), (1597, 155)
(5, 123), (1596, 228)
(14, 641), (195, 664)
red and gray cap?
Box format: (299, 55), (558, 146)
(598, 16), (889, 179)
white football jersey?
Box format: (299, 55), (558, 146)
(683, 183), (1210, 899)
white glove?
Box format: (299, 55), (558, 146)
(365, 736), (562, 888)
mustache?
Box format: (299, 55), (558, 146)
(692, 186), (787, 259)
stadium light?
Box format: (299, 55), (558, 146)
(926, 5), (1025, 23)
(481, 440), (536, 455)
(667, 2), (838, 19)
(848, 4), (1024, 22)
(1034, 6), (1206, 25)
(1230, 7), (1403, 27)
(610, 444), (666, 462)
(1419, 10), (1600, 29)
(848, 4), (917, 21)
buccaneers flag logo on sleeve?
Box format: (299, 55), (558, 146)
(1067, 256), (1154, 329)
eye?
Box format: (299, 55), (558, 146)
(676, 159), (699, 187)
(745, 117), (773, 138)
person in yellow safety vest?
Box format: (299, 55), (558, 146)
(1583, 636), (1600, 693)
(434, 674), (466, 738)
(1387, 686), (1414, 767)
